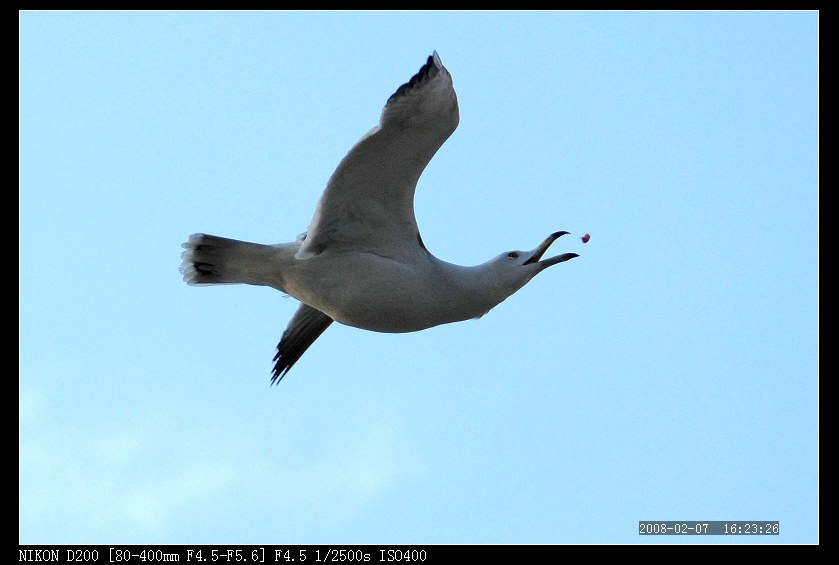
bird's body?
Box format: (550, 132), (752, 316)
(181, 52), (578, 381)
(182, 234), (535, 332)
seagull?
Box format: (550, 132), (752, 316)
(180, 52), (579, 383)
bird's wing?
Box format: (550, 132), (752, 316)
(272, 303), (334, 383)
(297, 52), (459, 260)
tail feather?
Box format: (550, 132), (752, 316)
(180, 233), (275, 286)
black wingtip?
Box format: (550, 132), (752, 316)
(270, 358), (290, 386)
(271, 344), (297, 385)
(386, 52), (442, 104)
(270, 305), (334, 386)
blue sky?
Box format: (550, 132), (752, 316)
(20, 11), (818, 544)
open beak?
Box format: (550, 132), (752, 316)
(523, 231), (579, 270)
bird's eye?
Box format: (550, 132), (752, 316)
(508, 252), (519, 258)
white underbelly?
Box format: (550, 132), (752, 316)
(284, 252), (488, 333)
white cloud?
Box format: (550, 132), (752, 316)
(20, 381), (419, 543)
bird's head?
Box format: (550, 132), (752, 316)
(482, 231), (579, 301)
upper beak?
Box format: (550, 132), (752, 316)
(523, 231), (579, 270)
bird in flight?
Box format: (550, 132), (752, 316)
(180, 52), (579, 383)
